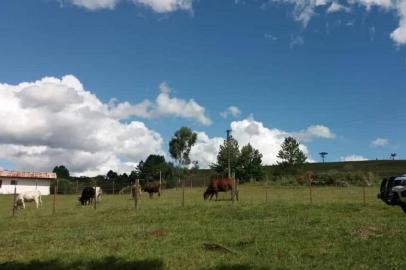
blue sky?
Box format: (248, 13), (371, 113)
(0, 0), (405, 175)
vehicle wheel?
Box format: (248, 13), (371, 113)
(400, 204), (406, 214)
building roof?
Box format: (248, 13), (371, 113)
(0, 170), (56, 180)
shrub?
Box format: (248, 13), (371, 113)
(50, 178), (76, 194)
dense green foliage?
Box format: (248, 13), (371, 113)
(210, 137), (240, 176)
(50, 178), (75, 194)
(52, 165), (70, 179)
(1, 185), (406, 269)
(211, 138), (264, 182)
(137, 155), (176, 187)
(277, 137), (307, 166)
(169, 127), (197, 167)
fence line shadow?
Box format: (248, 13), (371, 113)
(0, 257), (163, 270)
(201, 264), (281, 270)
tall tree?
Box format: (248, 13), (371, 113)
(277, 137), (307, 166)
(106, 170), (118, 180)
(136, 155), (168, 182)
(52, 165), (70, 179)
(238, 143), (264, 181)
(210, 137), (240, 176)
(169, 127), (197, 167)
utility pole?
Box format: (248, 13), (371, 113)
(227, 129), (232, 179)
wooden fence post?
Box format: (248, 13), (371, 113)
(362, 185), (366, 206)
(159, 171), (162, 195)
(113, 180), (115, 195)
(182, 179), (185, 207)
(76, 179), (79, 194)
(52, 179), (58, 215)
(265, 190), (268, 203)
(12, 186), (17, 217)
(309, 178), (313, 204)
(93, 179), (97, 211)
(134, 179), (139, 210)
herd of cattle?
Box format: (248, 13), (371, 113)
(13, 178), (238, 210)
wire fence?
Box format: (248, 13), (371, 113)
(3, 178), (382, 217)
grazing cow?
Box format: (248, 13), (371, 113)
(79, 187), (95, 206)
(14, 190), (42, 209)
(142, 181), (161, 198)
(204, 178), (238, 201)
(131, 184), (142, 199)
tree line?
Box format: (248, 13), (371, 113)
(52, 126), (309, 193)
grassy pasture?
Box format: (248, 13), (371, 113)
(0, 185), (405, 270)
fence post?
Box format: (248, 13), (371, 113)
(93, 179), (97, 211)
(134, 179), (139, 210)
(52, 179), (58, 215)
(190, 179), (193, 190)
(159, 171), (162, 195)
(113, 180), (115, 195)
(362, 185), (366, 206)
(309, 178), (313, 204)
(231, 173), (237, 204)
(182, 179), (185, 207)
(265, 190), (268, 203)
(12, 186), (17, 217)
(76, 179), (78, 194)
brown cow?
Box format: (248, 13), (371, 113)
(203, 178), (238, 201)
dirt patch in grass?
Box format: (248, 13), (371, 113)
(351, 226), (381, 240)
(202, 243), (236, 254)
(150, 228), (169, 238)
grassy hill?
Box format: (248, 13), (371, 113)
(264, 160), (406, 178)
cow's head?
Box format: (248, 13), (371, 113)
(13, 199), (22, 209)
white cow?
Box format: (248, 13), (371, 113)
(14, 190), (42, 209)
(95, 187), (102, 201)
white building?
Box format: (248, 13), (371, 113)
(0, 170), (56, 195)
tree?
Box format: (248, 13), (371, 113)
(319, 152), (328, 163)
(210, 137), (240, 176)
(136, 155), (167, 182)
(169, 127), (197, 167)
(238, 143), (264, 182)
(390, 153), (397, 160)
(277, 137), (307, 166)
(106, 170), (118, 180)
(52, 165), (70, 179)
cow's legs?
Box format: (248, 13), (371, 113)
(22, 200), (25, 209)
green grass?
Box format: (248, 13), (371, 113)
(1, 185), (406, 270)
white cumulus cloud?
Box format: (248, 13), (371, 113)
(220, 106), (242, 118)
(133, 0), (193, 13)
(71, 0), (119, 10)
(69, 0), (194, 12)
(340, 154), (368, 161)
(371, 137), (389, 146)
(327, 2), (351, 13)
(270, 0), (406, 45)
(293, 125), (336, 142)
(109, 82), (211, 125)
(0, 75), (164, 176)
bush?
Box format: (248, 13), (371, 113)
(294, 171), (380, 186)
(50, 178), (76, 194)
